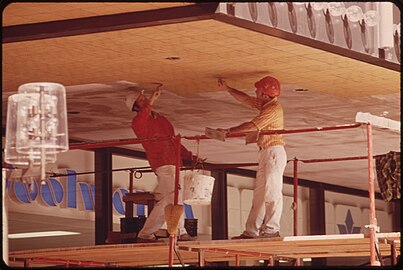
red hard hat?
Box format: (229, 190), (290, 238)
(255, 76), (280, 97)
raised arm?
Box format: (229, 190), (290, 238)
(149, 83), (162, 106)
(217, 79), (261, 110)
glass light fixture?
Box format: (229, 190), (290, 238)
(293, 2), (305, 11)
(363, 10), (379, 27)
(16, 83), (69, 154)
(5, 94), (57, 166)
(345, 5), (364, 22)
(328, 2), (346, 16)
(312, 2), (328, 11)
(5, 82), (69, 181)
(378, 2), (394, 48)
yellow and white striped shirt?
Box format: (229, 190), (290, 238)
(231, 90), (285, 148)
(252, 97), (285, 148)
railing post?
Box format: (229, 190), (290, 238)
(174, 135), (181, 205)
(366, 123), (380, 266)
(293, 158), (298, 237)
(293, 158), (301, 266)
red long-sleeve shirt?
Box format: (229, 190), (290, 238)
(131, 101), (191, 172)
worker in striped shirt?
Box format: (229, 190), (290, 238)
(217, 76), (287, 239)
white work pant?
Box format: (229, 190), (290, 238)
(138, 165), (187, 239)
(243, 145), (287, 236)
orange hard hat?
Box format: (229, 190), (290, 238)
(255, 76), (280, 97)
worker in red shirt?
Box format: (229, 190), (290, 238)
(125, 86), (194, 242)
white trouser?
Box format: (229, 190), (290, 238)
(138, 165), (187, 239)
(243, 145), (287, 236)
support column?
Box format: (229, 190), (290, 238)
(391, 199), (400, 232)
(95, 148), (113, 245)
(210, 170), (228, 240)
(309, 183), (326, 266)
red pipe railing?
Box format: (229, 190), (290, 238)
(68, 123), (362, 150)
(174, 135), (181, 206)
(183, 123), (362, 141)
(300, 156), (368, 163)
(169, 135), (182, 267)
(69, 136), (174, 150)
(293, 158), (301, 267)
(66, 122), (378, 267)
(293, 158), (298, 237)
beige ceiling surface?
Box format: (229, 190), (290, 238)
(2, 19), (399, 98)
(2, 3), (401, 194)
(2, 2), (192, 26)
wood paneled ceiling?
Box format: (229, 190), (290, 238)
(2, 2), (399, 98)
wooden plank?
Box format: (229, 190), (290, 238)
(123, 192), (154, 202)
(355, 112), (400, 132)
(8, 233), (401, 267)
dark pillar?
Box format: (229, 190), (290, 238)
(391, 199), (400, 232)
(309, 183), (326, 266)
(95, 148), (113, 245)
(378, 48), (386, 59)
(210, 169), (228, 240)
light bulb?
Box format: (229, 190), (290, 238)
(293, 2), (305, 11)
(363, 10), (379, 27)
(312, 2), (328, 11)
(345, 5), (364, 22)
(328, 2), (346, 16)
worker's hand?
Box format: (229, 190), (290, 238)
(150, 84), (162, 105)
(216, 128), (229, 134)
(217, 78), (229, 91)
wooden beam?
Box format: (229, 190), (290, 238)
(9, 233), (400, 267)
(355, 112), (400, 133)
(2, 3), (219, 43)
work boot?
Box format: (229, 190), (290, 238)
(136, 237), (163, 243)
(258, 231), (280, 238)
(231, 233), (256, 240)
(136, 234), (163, 243)
(178, 233), (196, 241)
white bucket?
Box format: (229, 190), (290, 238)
(183, 173), (215, 205)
